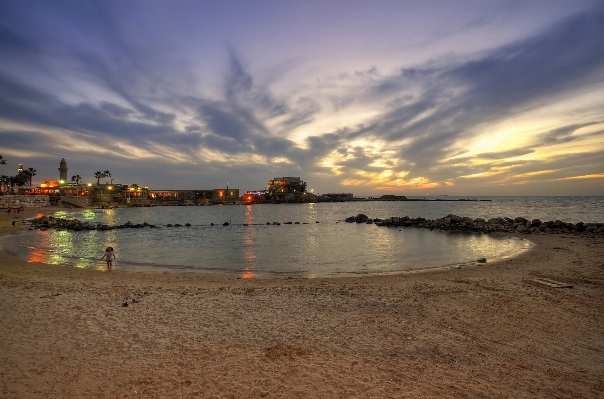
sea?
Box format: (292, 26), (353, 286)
(2, 196), (602, 278)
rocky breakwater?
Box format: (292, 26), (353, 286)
(28, 216), (159, 231)
(345, 213), (604, 237)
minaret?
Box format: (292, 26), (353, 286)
(58, 158), (68, 183)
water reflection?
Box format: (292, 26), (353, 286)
(14, 204), (535, 277)
(241, 232), (257, 278)
(27, 230), (50, 263)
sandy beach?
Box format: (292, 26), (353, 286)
(0, 210), (603, 398)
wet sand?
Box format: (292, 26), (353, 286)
(0, 209), (603, 398)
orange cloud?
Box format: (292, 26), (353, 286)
(511, 169), (557, 179)
(555, 173), (604, 181)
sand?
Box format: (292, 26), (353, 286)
(0, 209), (603, 398)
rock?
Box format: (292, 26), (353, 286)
(477, 258), (487, 263)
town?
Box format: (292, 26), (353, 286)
(1, 157), (411, 208)
(0, 157), (498, 210)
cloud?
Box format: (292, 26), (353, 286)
(0, 2), (602, 195)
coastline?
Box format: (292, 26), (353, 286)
(1, 225), (602, 397)
(0, 205), (68, 233)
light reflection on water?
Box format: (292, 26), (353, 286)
(10, 198), (598, 277)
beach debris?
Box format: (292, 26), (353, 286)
(261, 391), (268, 397)
(476, 258), (487, 263)
(524, 278), (573, 289)
(223, 222), (229, 226)
(122, 291), (148, 307)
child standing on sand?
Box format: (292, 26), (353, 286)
(101, 247), (116, 271)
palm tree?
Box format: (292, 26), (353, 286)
(27, 168), (36, 186)
(103, 170), (112, 183)
(94, 171), (104, 185)
(72, 175), (82, 196)
(0, 155), (6, 165)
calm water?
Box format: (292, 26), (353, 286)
(2, 196), (602, 277)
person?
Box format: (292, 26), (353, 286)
(101, 246), (116, 271)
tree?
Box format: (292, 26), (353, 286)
(94, 171), (104, 185)
(10, 171), (29, 187)
(0, 175), (8, 192)
(27, 168), (36, 186)
(103, 170), (112, 182)
(72, 175), (82, 196)
(0, 155), (6, 165)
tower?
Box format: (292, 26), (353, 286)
(58, 158), (68, 183)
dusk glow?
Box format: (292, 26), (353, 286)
(1, 0), (603, 195)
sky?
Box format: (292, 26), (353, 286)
(1, 0), (603, 196)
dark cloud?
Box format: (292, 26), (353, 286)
(1, 2), (602, 194)
(99, 101), (134, 118)
(534, 122), (602, 146)
(0, 24), (35, 53)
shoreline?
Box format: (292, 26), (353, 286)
(1, 228), (603, 397)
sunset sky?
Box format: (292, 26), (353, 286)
(1, 0), (603, 196)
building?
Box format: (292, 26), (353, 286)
(58, 158), (68, 183)
(267, 177), (307, 194)
(376, 194), (408, 201)
(147, 188), (240, 204)
(318, 193), (354, 202)
(243, 190), (268, 203)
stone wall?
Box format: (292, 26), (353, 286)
(0, 195), (51, 208)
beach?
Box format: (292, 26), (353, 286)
(1, 210), (603, 398)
